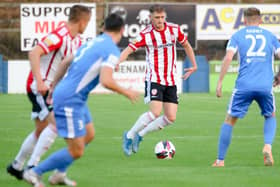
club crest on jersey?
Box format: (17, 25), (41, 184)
(151, 88), (158, 96)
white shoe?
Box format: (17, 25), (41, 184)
(48, 170), (77, 186)
(23, 169), (44, 187)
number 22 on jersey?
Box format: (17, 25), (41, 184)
(245, 34), (266, 57)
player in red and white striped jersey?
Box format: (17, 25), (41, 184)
(7, 5), (93, 186)
(121, 5), (197, 156)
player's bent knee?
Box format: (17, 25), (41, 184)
(85, 124), (95, 144)
(85, 131), (95, 144)
(34, 118), (49, 138)
(69, 148), (84, 159)
(224, 114), (238, 126)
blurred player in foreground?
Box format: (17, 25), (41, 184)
(23, 13), (139, 187)
(119, 4), (197, 156)
(212, 7), (280, 167)
(7, 5), (92, 185)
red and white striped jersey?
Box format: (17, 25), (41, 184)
(128, 22), (187, 86)
(27, 24), (82, 92)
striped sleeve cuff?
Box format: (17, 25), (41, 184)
(38, 42), (49, 54)
(179, 36), (187, 45)
(101, 63), (115, 69)
(128, 43), (137, 51)
(226, 46), (237, 53)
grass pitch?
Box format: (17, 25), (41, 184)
(0, 93), (280, 187)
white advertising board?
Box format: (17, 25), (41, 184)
(7, 60), (183, 94)
(92, 61), (183, 94)
(197, 4), (280, 40)
(20, 3), (96, 51)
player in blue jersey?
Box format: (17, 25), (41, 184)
(212, 7), (280, 167)
(22, 14), (139, 187)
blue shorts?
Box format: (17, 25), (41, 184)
(54, 103), (92, 138)
(227, 89), (276, 118)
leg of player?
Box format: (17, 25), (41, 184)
(122, 101), (162, 156)
(27, 112), (57, 168)
(212, 114), (238, 167)
(263, 115), (276, 166)
(48, 123), (95, 186)
(23, 137), (85, 187)
(256, 92), (276, 166)
(135, 102), (176, 152)
(6, 118), (48, 180)
(138, 102), (175, 137)
(124, 111), (156, 154)
(48, 122), (95, 186)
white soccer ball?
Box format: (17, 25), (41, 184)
(154, 140), (175, 159)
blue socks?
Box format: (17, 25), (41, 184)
(34, 148), (74, 175)
(264, 116), (276, 144)
(217, 123), (233, 160)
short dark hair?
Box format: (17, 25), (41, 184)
(69, 5), (91, 22)
(243, 7), (261, 17)
(104, 13), (124, 32)
(149, 4), (165, 14)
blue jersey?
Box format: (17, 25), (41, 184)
(227, 26), (280, 91)
(53, 33), (120, 105)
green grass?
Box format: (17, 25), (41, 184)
(0, 93), (280, 187)
(210, 74), (237, 93)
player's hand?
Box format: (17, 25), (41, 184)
(37, 80), (49, 96)
(126, 89), (140, 104)
(216, 81), (222, 98)
(182, 66), (197, 80)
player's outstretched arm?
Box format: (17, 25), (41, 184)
(182, 41), (197, 80)
(100, 66), (139, 103)
(119, 46), (134, 63)
(29, 45), (48, 95)
(115, 46), (134, 71)
(216, 50), (235, 97)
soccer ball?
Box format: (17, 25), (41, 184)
(154, 140), (175, 159)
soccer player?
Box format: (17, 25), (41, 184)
(7, 5), (92, 185)
(212, 7), (280, 167)
(120, 4), (197, 156)
(22, 13), (139, 187)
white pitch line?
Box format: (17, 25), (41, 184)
(109, 135), (272, 140)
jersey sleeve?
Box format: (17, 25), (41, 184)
(38, 32), (63, 54)
(177, 25), (187, 44)
(128, 33), (146, 51)
(226, 35), (238, 54)
(101, 54), (119, 69)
